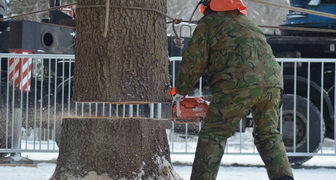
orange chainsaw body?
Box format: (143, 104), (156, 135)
(172, 97), (209, 123)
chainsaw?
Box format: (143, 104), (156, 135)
(172, 96), (209, 123)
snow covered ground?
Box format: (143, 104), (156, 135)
(0, 154), (336, 180)
(0, 130), (335, 179)
(1, 138), (336, 180)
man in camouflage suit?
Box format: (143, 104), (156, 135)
(172, 0), (294, 179)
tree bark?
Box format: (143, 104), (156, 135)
(50, 118), (181, 180)
(73, 0), (171, 103)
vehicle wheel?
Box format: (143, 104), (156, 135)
(281, 94), (325, 165)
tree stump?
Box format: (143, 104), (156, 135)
(50, 117), (182, 180)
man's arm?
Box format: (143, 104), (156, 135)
(175, 22), (210, 96)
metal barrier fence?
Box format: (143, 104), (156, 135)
(0, 54), (336, 164)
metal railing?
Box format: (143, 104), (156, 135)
(0, 54), (335, 164)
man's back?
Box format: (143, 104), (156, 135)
(197, 11), (283, 92)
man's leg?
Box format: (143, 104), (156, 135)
(190, 91), (252, 180)
(252, 88), (293, 180)
(190, 133), (227, 180)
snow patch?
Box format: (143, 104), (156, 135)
(11, 154), (27, 161)
(154, 154), (184, 180)
(134, 161), (146, 179)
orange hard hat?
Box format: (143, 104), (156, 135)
(200, 0), (247, 15)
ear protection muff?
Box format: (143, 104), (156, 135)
(202, 0), (211, 6)
(189, 0), (211, 22)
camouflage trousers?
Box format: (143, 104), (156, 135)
(190, 87), (293, 180)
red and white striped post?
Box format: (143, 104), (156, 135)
(8, 50), (33, 92)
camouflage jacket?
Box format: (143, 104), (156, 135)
(175, 11), (283, 96)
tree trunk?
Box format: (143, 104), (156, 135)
(50, 118), (181, 180)
(52, 0), (179, 179)
(73, 0), (171, 103)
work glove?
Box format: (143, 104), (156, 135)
(170, 87), (184, 102)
